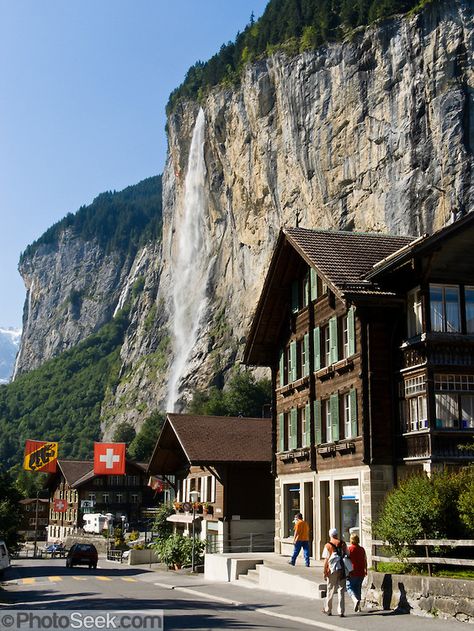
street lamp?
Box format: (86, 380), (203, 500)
(189, 490), (200, 573)
(105, 513), (114, 559)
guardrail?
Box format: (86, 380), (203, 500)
(106, 550), (124, 563)
(206, 533), (274, 554)
(372, 539), (474, 576)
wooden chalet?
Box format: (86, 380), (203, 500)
(243, 213), (474, 560)
(148, 414), (274, 552)
(18, 498), (49, 541)
(45, 459), (155, 541)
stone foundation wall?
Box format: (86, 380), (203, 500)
(365, 570), (474, 623)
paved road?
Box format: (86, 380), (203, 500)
(0, 558), (468, 630)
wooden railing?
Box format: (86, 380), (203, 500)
(372, 539), (474, 576)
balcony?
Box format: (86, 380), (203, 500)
(399, 430), (474, 462)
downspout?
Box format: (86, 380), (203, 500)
(367, 321), (374, 465)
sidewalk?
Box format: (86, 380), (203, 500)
(109, 559), (460, 631)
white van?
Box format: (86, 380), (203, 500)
(0, 540), (10, 574)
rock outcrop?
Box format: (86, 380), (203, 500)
(16, 0), (474, 433)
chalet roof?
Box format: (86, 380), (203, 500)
(57, 460), (93, 487)
(19, 498), (49, 505)
(50, 459), (147, 488)
(148, 414), (272, 475)
(285, 227), (414, 293)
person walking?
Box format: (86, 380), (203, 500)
(322, 528), (347, 617)
(346, 532), (367, 612)
(289, 513), (310, 567)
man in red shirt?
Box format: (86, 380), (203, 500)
(289, 513), (310, 567)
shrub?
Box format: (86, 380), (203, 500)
(152, 533), (205, 569)
(152, 503), (175, 540)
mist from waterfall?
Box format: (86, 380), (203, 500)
(166, 108), (211, 412)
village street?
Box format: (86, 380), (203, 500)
(1, 558), (465, 630)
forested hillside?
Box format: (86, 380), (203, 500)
(0, 310), (129, 470)
(168, 0), (432, 111)
(21, 175), (162, 261)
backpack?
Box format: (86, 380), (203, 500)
(328, 542), (346, 575)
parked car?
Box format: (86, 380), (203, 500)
(65, 543), (98, 569)
(45, 543), (65, 556)
(0, 540), (10, 576)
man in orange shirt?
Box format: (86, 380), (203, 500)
(289, 513), (310, 567)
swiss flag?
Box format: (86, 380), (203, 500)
(94, 442), (126, 475)
(53, 498), (68, 512)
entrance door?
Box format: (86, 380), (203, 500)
(319, 481), (330, 557)
(304, 482), (314, 557)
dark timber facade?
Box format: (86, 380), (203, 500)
(244, 214), (474, 561)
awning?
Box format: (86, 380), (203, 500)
(166, 514), (202, 524)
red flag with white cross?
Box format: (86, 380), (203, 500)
(93, 442), (126, 475)
(53, 498), (68, 512)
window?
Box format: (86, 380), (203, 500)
(302, 272), (310, 308)
(325, 400), (331, 442)
(93, 478), (104, 486)
(88, 493), (96, 503)
(343, 390), (358, 438)
(131, 494), (139, 504)
(323, 325), (331, 367)
(401, 375), (428, 432)
(115, 493), (123, 503)
(284, 484), (301, 538)
(298, 405), (311, 447)
(102, 493), (109, 504)
(287, 342), (297, 382)
(126, 475), (139, 486)
(466, 287), (474, 334)
(435, 373), (474, 429)
(407, 287), (423, 337)
(109, 476), (122, 486)
(430, 284), (460, 333)
(341, 307), (356, 358)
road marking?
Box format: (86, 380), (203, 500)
(121, 577), (137, 582)
(49, 576), (62, 582)
(22, 578), (35, 585)
(96, 576), (112, 581)
(154, 584), (356, 631)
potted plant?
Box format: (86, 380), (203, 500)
(193, 501), (203, 513)
(173, 500), (182, 512)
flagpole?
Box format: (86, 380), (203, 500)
(33, 490), (39, 558)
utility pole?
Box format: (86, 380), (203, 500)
(33, 490), (40, 558)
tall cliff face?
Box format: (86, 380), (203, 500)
(15, 232), (134, 375)
(155, 0), (473, 408)
(16, 0), (474, 433)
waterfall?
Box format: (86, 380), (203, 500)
(166, 109), (211, 411)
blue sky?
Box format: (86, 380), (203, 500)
(0, 0), (268, 327)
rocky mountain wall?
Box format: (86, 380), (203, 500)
(16, 0), (474, 433)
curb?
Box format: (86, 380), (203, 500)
(153, 582), (355, 630)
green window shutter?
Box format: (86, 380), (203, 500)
(279, 349), (286, 387)
(310, 268), (318, 302)
(329, 316), (339, 364)
(290, 341), (297, 382)
(314, 400), (322, 445)
(305, 403), (311, 446)
(291, 280), (299, 313)
(279, 413), (285, 452)
(330, 393), (340, 442)
(303, 333), (310, 377)
(348, 306), (356, 356)
(350, 388), (358, 438)
(290, 408), (297, 450)
(313, 326), (321, 371)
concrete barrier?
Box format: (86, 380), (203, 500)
(365, 570), (474, 622)
(125, 549), (160, 565)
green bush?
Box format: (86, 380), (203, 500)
(151, 503), (175, 540)
(153, 533), (205, 569)
(374, 470), (474, 558)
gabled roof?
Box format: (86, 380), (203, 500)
(148, 414), (272, 475)
(243, 226), (415, 366)
(48, 459), (147, 489)
(285, 227), (415, 294)
(57, 460), (93, 487)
